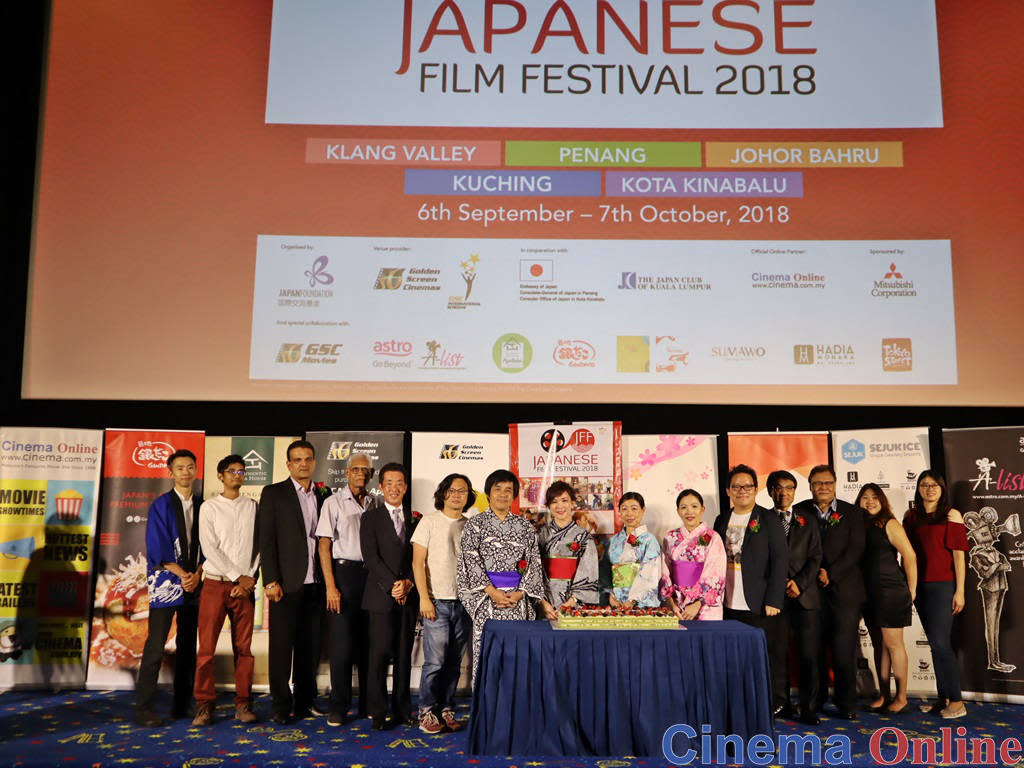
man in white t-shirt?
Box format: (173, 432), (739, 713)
(192, 454), (260, 726)
(411, 473), (474, 735)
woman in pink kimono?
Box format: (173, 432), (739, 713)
(660, 489), (726, 620)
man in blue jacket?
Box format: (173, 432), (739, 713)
(135, 449), (204, 726)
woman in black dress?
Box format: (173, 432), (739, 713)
(857, 483), (918, 714)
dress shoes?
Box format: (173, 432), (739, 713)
(798, 711), (820, 726)
(327, 709), (345, 727)
(270, 711), (291, 725)
(774, 704), (795, 719)
(292, 708), (313, 720)
(371, 716), (389, 731)
(134, 709), (164, 727)
(310, 701), (328, 717)
(833, 709), (858, 721)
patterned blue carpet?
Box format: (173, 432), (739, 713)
(1, 690), (1021, 767)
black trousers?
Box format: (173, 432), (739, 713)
(327, 562), (369, 714)
(817, 597), (859, 712)
(135, 601), (199, 715)
(268, 583), (324, 716)
(769, 602), (821, 713)
(366, 601), (417, 720)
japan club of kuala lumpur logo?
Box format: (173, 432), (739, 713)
(539, 428), (596, 454)
(492, 333), (533, 373)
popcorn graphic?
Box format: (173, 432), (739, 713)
(55, 488), (84, 521)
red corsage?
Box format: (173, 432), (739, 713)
(515, 559), (528, 575)
(626, 534), (638, 546)
(698, 532), (712, 546)
(412, 510), (422, 520)
(828, 511), (841, 527)
(795, 515), (806, 527)
(568, 541), (581, 554)
(748, 518), (760, 533)
(314, 481), (325, 490)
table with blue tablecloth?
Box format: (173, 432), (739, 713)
(468, 619), (772, 756)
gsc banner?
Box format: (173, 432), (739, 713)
(410, 432), (509, 517)
(0, 427), (102, 690)
(305, 431), (407, 498)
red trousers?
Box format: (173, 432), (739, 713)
(193, 578), (255, 706)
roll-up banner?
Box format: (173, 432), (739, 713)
(943, 426), (1024, 703)
(87, 430), (205, 689)
(410, 433), (508, 517)
(833, 426), (934, 697)
(305, 431), (406, 500)
(509, 421), (622, 533)
(622, 434), (720, 543)
(726, 432), (829, 509)
(0, 427), (102, 689)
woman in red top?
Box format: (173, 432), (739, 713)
(903, 470), (968, 719)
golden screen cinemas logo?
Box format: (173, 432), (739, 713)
(276, 342), (343, 364)
(439, 443), (485, 461)
(374, 267), (441, 291)
(373, 339), (414, 369)
(553, 339), (596, 368)
(793, 343), (855, 366)
(533, 427), (598, 471)
(872, 261), (917, 298)
(881, 338), (912, 372)
(618, 272), (709, 291)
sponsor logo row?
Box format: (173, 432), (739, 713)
(274, 337), (915, 374)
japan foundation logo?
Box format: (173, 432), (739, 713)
(278, 254), (335, 307)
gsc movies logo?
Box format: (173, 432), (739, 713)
(328, 442), (352, 461)
(540, 427), (596, 454)
(842, 439), (866, 465)
(276, 342), (343, 364)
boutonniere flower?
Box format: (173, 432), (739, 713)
(314, 481), (325, 490)
(828, 511), (842, 527)
(748, 518), (760, 533)
(698, 532), (712, 546)
(515, 558), (528, 576)
(795, 515), (806, 527)
(412, 510), (422, 520)
(568, 540), (581, 556)
(626, 534), (638, 546)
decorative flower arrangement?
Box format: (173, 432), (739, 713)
(748, 517), (761, 533)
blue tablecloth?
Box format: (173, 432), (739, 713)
(468, 619), (772, 756)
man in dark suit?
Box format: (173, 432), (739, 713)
(258, 439), (330, 724)
(793, 464), (865, 720)
(714, 464), (787, 638)
(359, 462), (418, 730)
(768, 470), (823, 726)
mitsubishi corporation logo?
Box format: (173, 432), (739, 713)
(374, 268), (405, 290)
(873, 262), (917, 298)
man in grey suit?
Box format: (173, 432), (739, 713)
(258, 439), (330, 724)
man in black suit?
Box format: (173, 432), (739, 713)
(258, 439), (330, 724)
(360, 462), (419, 730)
(714, 464), (787, 637)
(793, 464), (865, 720)
(767, 470), (823, 726)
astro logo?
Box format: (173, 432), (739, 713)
(374, 268), (405, 290)
(439, 445), (460, 460)
(842, 440), (866, 465)
(328, 442), (352, 461)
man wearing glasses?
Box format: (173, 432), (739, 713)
(794, 464), (865, 720)
(192, 455), (260, 725)
(713, 464), (787, 650)
(316, 453), (376, 726)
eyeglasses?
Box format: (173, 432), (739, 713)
(918, 482), (941, 490)
(347, 466), (372, 475)
(224, 469), (245, 477)
(446, 488), (469, 496)
(810, 480), (835, 488)
(730, 484), (756, 492)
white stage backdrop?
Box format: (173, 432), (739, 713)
(832, 426), (933, 697)
(410, 432), (509, 517)
(622, 434), (720, 543)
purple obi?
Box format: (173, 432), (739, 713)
(670, 560), (703, 589)
(487, 570), (521, 590)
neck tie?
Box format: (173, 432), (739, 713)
(778, 510), (790, 536)
(393, 508), (404, 539)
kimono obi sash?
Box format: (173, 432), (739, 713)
(670, 560), (703, 589)
(544, 557), (578, 581)
(611, 562), (639, 589)
(487, 570), (522, 590)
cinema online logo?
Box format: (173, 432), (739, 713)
(881, 338), (913, 372)
(276, 342), (343, 364)
(618, 271), (710, 291)
(373, 339), (415, 370)
(374, 266), (441, 292)
(872, 260), (918, 298)
(553, 339), (596, 368)
(131, 441), (173, 470)
(751, 268), (826, 290)
(439, 443), (485, 462)
(711, 344), (766, 362)
(449, 253), (482, 309)
(793, 343), (855, 366)
(420, 339), (465, 370)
